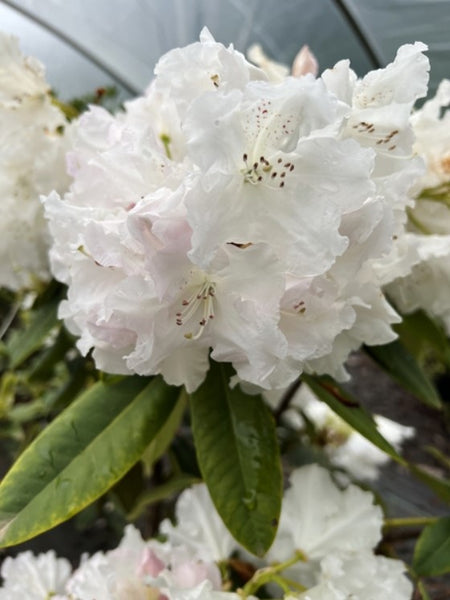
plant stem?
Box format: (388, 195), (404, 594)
(240, 550), (307, 597)
(384, 516), (438, 529)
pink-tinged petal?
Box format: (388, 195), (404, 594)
(292, 45), (319, 78)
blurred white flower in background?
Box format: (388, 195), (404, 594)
(387, 79), (450, 333)
(0, 550), (71, 599)
(0, 466), (413, 599)
(0, 33), (70, 291)
(268, 382), (415, 481)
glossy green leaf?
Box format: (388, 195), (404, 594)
(6, 298), (60, 369)
(190, 361), (282, 557)
(0, 375), (178, 547)
(365, 340), (442, 409)
(141, 389), (186, 475)
(413, 516), (450, 576)
(302, 375), (405, 465)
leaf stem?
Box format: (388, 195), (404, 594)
(384, 516), (438, 529)
(417, 579), (431, 600)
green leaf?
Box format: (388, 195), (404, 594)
(394, 310), (450, 368)
(425, 446), (450, 472)
(127, 474), (201, 521)
(302, 375), (405, 466)
(27, 327), (74, 382)
(413, 516), (450, 576)
(6, 298), (60, 369)
(365, 340), (442, 409)
(0, 375), (179, 547)
(141, 389), (186, 476)
(408, 464), (450, 504)
(190, 361), (282, 557)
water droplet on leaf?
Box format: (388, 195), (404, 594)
(242, 489), (257, 510)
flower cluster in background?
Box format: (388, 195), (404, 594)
(0, 34), (70, 291)
(0, 466), (413, 600)
(387, 79), (450, 333)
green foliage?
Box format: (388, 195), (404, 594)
(302, 374), (405, 465)
(413, 516), (450, 576)
(365, 340), (442, 409)
(141, 389), (187, 475)
(0, 375), (178, 547)
(190, 361), (282, 557)
(6, 297), (60, 370)
(408, 464), (450, 505)
(127, 474), (201, 521)
(394, 310), (450, 371)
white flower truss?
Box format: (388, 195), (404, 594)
(386, 79), (450, 333)
(44, 30), (430, 392)
(0, 466), (412, 599)
(0, 32), (70, 291)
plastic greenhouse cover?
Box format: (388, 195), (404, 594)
(0, 0), (448, 100)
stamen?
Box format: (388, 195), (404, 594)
(176, 281), (216, 340)
(242, 152), (294, 188)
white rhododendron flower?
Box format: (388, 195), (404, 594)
(295, 552), (413, 600)
(43, 30), (430, 391)
(316, 43), (432, 378)
(411, 78), (450, 190)
(0, 32), (70, 291)
(246, 43), (290, 82)
(160, 483), (238, 562)
(0, 467), (412, 599)
(68, 524), (222, 600)
(247, 43), (318, 82)
(268, 464), (383, 564)
(0, 550), (72, 599)
(387, 79), (450, 333)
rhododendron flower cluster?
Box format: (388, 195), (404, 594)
(0, 33), (69, 291)
(44, 30), (430, 392)
(387, 79), (450, 333)
(0, 466), (413, 599)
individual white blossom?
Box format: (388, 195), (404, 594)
(247, 43), (318, 82)
(387, 80), (450, 333)
(268, 464), (383, 563)
(67, 525), (164, 600)
(294, 551), (413, 600)
(246, 43), (290, 82)
(44, 31), (430, 391)
(67, 524), (222, 600)
(160, 483), (238, 562)
(411, 78), (450, 190)
(0, 550), (72, 599)
(0, 32), (70, 291)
